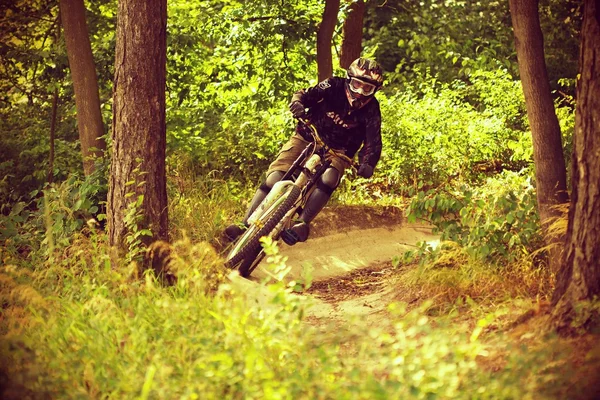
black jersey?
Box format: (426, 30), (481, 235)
(291, 77), (382, 169)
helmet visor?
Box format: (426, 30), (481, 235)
(348, 77), (377, 96)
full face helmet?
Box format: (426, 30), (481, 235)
(345, 58), (383, 108)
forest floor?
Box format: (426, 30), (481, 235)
(249, 204), (600, 400)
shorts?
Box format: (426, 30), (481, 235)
(267, 133), (352, 176)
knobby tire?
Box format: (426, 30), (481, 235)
(225, 185), (301, 277)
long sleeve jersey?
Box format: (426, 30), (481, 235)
(291, 76), (382, 169)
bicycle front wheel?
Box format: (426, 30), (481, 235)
(225, 184), (301, 277)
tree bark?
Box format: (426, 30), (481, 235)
(509, 0), (569, 273)
(59, 0), (106, 176)
(340, 0), (366, 69)
(317, 0), (340, 81)
(550, 0), (600, 334)
(108, 0), (168, 255)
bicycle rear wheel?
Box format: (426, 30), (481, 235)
(225, 184), (301, 277)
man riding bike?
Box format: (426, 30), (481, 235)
(225, 57), (384, 246)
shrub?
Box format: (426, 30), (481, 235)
(406, 171), (542, 265)
(378, 70), (529, 193)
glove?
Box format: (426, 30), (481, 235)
(357, 164), (374, 178)
(289, 100), (305, 118)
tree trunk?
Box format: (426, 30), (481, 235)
(59, 0), (106, 176)
(508, 0), (569, 273)
(550, 0), (600, 334)
(108, 0), (168, 256)
(340, 0), (365, 69)
(317, 0), (340, 81)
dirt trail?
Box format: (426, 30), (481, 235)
(248, 205), (439, 322)
(252, 222), (437, 281)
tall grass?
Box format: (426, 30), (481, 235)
(167, 162), (257, 254)
(0, 163), (581, 400)
(1, 239), (555, 399)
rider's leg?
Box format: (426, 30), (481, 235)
(224, 171), (284, 241)
(242, 170), (285, 223)
(225, 134), (306, 243)
(282, 167), (341, 245)
(300, 167), (340, 223)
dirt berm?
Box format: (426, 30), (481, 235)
(251, 204), (438, 281)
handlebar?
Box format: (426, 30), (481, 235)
(296, 117), (354, 166)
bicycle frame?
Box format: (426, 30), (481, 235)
(250, 119), (350, 235)
(225, 118), (353, 276)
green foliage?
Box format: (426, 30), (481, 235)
(364, 0), (580, 95)
(85, 0), (117, 101)
(123, 191), (152, 265)
(554, 92), (576, 178)
(365, 0), (516, 88)
(165, 0), (324, 183)
(1, 238), (556, 399)
(377, 69), (531, 193)
(538, 0), (582, 92)
(168, 163), (250, 243)
(0, 0), (580, 211)
(121, 162), (153, 264)
(0, 164), (107, 263)
(0, 0), (90, 205)
(168, 0), (322, 107)
(406, 171), (543, 265)
(0, 98), (83, 206)
(169, 107), (294, 184)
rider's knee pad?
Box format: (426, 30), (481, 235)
(265, 170), (285, 189)
(317, 167), (341, 195)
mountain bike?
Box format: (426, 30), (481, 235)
(224, 118), (354, 278)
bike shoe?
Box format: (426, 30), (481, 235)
(224, 223), (246, 242)
(281, 222), (310, 246)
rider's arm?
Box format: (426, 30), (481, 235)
(290, 89), (306, 105)
(290, 78), (339, 107)
(358, 103), (382, 170)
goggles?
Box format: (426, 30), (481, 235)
(348, 77), (377, 96)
